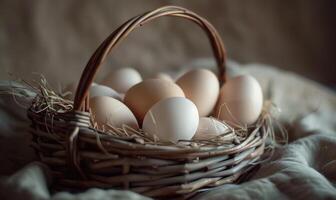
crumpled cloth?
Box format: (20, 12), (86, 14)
(0, 61), (335, 200)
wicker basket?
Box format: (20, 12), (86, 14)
(28, 6), (272, 199)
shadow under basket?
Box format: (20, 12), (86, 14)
(28, 5), (274, 199)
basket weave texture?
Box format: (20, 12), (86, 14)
(28, 6), (271, 199)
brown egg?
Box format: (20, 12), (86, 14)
(176, 69), (219, 117)
(124, 79), (185, 123)
(152, 73), (174, 82)
(90, 96), (139, 130)
(214, 75), (263, 127)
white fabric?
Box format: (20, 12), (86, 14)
(0, 61), (335, 200)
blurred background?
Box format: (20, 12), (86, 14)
(0, 0), (335, 88)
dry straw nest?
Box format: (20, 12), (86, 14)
(27, 6), (284, 199)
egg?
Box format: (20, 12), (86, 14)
(176, 69), (219, 117)
(64, 82), (98, 100)
(142, 97), (199, 142)
(89, 96), (139, 130)
(124, 79), (185, 123)
(89, 84), (122, 101)
(101, 67), (142, 93)
(152, 73), (174, 82)
(214, 75), (263, 126)
(193, 117), (230, 140)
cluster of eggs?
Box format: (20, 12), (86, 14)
(66, 67), (263, 142)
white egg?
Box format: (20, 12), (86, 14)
(90, 96), (139, 130)
(215, 75), (263, 126)
(89, 84), (122, 101)
(64, 82), (98, 100)
(102, 67), (142, 93)
(176, 69), (219, 117)
(142, 97), (199, 142)
(193, 117), (230, 140)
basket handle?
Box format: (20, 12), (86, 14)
(73, 5), (227, 112)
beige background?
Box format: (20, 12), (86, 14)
(0, 0), (335, 87)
